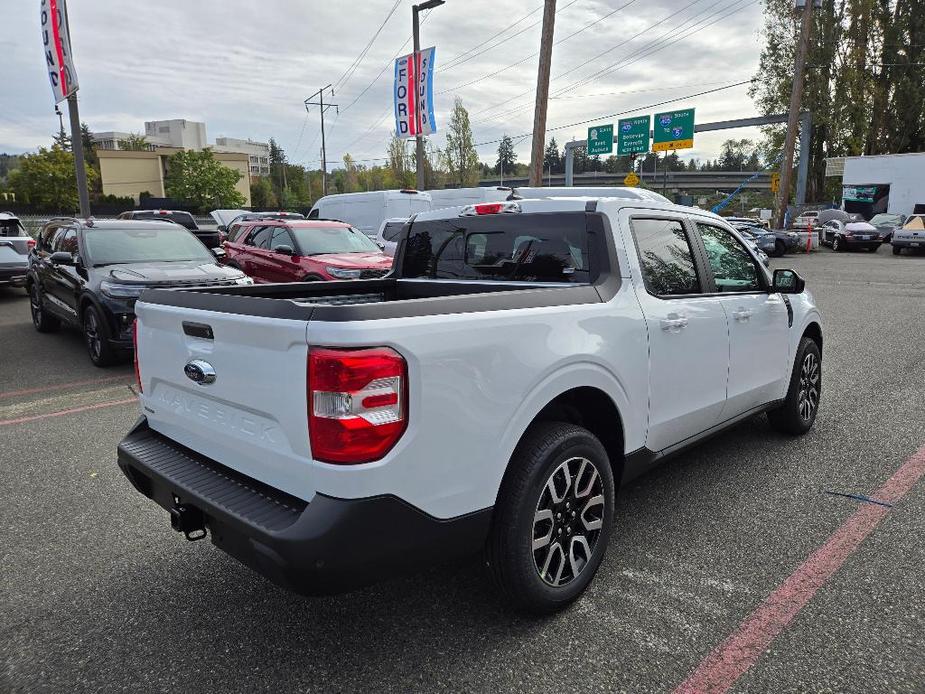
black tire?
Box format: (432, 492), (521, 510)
(773, 240), (786, 257)
(486, 422), (615, 613)
(30, 282), (60, 333)
(832, 235), (844, 252)
(302, 274), (323, 282)
(768, 337), (821, 436)
(82, 304), (118, 367)
(892, 245), (901, 255)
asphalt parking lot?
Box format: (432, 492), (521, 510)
(2, 246), (924, 693)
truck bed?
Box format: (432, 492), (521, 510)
(138, 276), (614, 322)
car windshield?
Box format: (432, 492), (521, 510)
(83, 227), (214, 266)
(869, 214), (903, 226)
(0, 220), (27, 237)
(290, 225), (380, 255)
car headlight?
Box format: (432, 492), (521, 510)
(100, 281), (145, 298)
(234, 275), (254, 285)
(325, 267), (362, 280)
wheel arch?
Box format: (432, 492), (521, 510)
(802, 320), (822, 352)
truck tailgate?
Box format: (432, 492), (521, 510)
(135, 299), (315, 501)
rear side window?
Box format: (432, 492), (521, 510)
(382, 222), (405, 242)
(630, 218), (701, 296)
(402, 212), (591, 283)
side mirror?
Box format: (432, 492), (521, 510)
(217, 224), (227, 232)
(49, 251), (75, 266)
(212, 247), (226, 259)
(773, 268), (805, 294)
(273, 245), (295, 256)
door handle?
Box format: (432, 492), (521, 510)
(660, 313), (689, 332)
(732, 307), (752, 322)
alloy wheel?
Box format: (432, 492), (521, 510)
(797, 352), (820, 421)
(84, 310), (102, 362)
(532, 456), (606, 587)
(30, 286), (42, 327)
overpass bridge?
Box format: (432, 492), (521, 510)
(475, 170), (772, 192)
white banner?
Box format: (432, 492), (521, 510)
(394, 47), (436, 139)
(40, 0), (79, 103)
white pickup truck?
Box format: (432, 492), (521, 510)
(118, 194), (823, 612)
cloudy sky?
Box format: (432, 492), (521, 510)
(2, 0), (767, 168)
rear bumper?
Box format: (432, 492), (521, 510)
(116, 418), (492, 594)
(0, 266), (28, 286)
(891, 239), (923, 249)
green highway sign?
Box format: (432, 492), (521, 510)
(587, 123), (614, 155)
(653, 108), (695, 151)
(617, 115), (650, 155)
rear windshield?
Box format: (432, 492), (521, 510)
(0, 220), (27, 237)
(402, 212), (591, 283)
(134, 211), (197, 230)
(290, 225), (380, 255)
(84, 227), (213, 266)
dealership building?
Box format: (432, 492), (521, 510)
(828, 152), (925, 218)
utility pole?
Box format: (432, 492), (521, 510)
(67, 93), (90, 218)
(412, 1), (444, 190)
(305, 85), (337, 196)
(775, 0), (814, 228)
(529, 0), (557, 187)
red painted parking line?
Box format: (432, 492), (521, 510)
(674, 444), (925, 694)
(0, 376), (132, 400)
(0, 397), (137, 426)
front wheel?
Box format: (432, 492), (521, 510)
(893, 245), (902, 255)
(773, 240), (786, 257)
(832, 235), (844, 252)
(768, 337), (821, 435)
(486, 422), (615, 613)
(82, 304), (118, 367)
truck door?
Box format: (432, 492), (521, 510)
(690, 222), (789, 415)
(622, 214), (730, 452)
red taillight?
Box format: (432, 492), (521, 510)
(27, 239), (36, 251)
(132, 320), (142, 394)
(308, 347), (407, 464)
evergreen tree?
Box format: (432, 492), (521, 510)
(444, 98), (479, 187)
(543, 137), (562, 174)
(495, 135), (517, 176)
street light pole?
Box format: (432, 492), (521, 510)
(412, 0), (443, 191)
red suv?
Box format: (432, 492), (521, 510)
(223, 220), (392, 282)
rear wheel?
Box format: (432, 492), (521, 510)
(82, 304), (118, 367)
(773, 240), (786, 257)
(486, 422), (615, 613)
(30, 283), (60, 333)
(768, 337), (821, 435)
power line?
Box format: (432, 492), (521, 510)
(333, 0), (404, 94)
(439, 3), (545, 72)
(437, 0), (639, 95)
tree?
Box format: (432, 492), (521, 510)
(164, 148), (245, 212)
(444, 97), (480, 187)
(268, 138), (288, 200)
(543, 137), (562, 174)
(9, 145), (98, 211)
(495, 135), (517, 176)
(118, 133), (150, 151)
(250, 176), (276, 209)
(342, 154), (360, 193)
(387, 136), (414, 188)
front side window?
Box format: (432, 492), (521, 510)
(83, 227), (213, 266)
(289, 225), (380, 255)
(630, 218), (700, 296)
(247, 226), (273, 249)
(382, 222), (405, 242)
(270, 227), (293, 251)
(54, 228), (78, 254)
(696, 223), (761, 293)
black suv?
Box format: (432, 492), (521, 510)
(117, 210), (221, 249)
(27, 218), (252, 366)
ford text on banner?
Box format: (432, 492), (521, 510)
(40, 0), (79, 103)
(394, 47), (436, 139)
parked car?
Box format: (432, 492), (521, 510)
(0, 211), (34, 291)
(217, 211), (306, 244)
(868, 213), (907, 244)
(119, 195), (822, 612)
(222, 219), (392, 282)
(117, 209), (221, 250)
(427, 186), (516, 211)
(729, 220), (799, 257)
(27, 218), (252, 366)
(375, 217), (408, 257)
(819, 220), (882, 252)
(725, 216), (770, 229)
(891, 214), (925, 255)
(309, 190), (432, 238)
(513, 186), (671, 204)
(790, 210), (820, 230)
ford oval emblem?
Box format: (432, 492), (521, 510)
(184, 359), (216, 385)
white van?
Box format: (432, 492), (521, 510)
(513, 186), (671, 204)
(309, 190), (432, 238)
(426, 186), (515, 211)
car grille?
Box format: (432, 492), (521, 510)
(359, 269), (389, 279)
